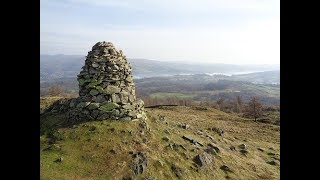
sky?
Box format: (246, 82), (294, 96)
(40, 0), (280, 64)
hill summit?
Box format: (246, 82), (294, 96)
(44, 42), (146, 121)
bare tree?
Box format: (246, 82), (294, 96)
(47, 85), (64, 97)
(216, 98), (225, 111)
(246, 97), (263, 121)
(233, 96), (243, 113)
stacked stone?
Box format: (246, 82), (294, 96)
(69, 41), (145, 121)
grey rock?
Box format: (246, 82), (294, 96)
(162, 136), (170, 142)
(182, 124), (190, 129)
(128, 110), (138, 117)
(120, 117), (131, 121)
(197, 130), (204, 135)
(229, 146), (236, 151)
(267, 152), (276, 156)
(111, 109), (120, 116)
(182, 135), (204, 146)
(164, 129), (170, 134)
(87, 103), (100, 110)
(54, 157), (63, 163)
(69, 99), (77, 108)
(92, 62), (99, 68)
(205, 147), (218, 155)
(211, 127), (224, 135)
(110, 149), (116, 154)
(171, 164), (184, 178)
(132, 152), (147, 175)
(122, 104), (134, 110)
(238, 144), (247, 150)
(105, 85), (121, 94)
(158, 115), (165, 121)
(240, 149), (248, 155)
(129, 95), (135, 102)
(267, 160), (277, 166)
(95, 95), (106, 103)
(193, 153), (212, 167)
(89, 89), (99, 96)
(208, 143), (220, 153)
(76, 102), (90, 108)
(220, 165), (233, 172)
(143, 176), (155, 180)
(157, 160), (164, 166)
(136, 113), (143, 119)
(97, 113), (110, 120)
(42, 144), (61, 151)
(89, 125), (97, 131)
(91, 110), (99, 118)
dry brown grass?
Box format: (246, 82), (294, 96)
(40, 99), (279, 180)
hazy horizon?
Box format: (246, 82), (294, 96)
(40, 54), (280, 66)
(41, 0), (280, 65)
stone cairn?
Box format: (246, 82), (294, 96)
(66, 41), (146, 121)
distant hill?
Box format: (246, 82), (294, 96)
(229, 71), (280, 84)
(40, 54), (279, 81)
(40, 55), (83, 82)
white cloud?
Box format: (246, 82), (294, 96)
(41, 17), (279, 64)
(40, 0), (280, 64)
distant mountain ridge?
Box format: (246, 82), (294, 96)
(40, 54), (279, 81)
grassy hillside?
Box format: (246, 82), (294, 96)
(40, 97), (280, 179)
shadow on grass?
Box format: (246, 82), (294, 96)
(40, 98), (97, 136)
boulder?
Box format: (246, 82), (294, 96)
(220, 165), (233, 172)
(182, 124), (190, 129)
(193, 153), (213, 167)
(132, 152), (147, 175)
(208, 143), (220, 153)
(162, 136), (170, 142)
(205, 148), (218, 155)
(238, 144), (247, 150)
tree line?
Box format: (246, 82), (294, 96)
(42, 85), (273, 122)
(141, 95), (266, 122)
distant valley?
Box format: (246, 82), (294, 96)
(40, 54), (279, 82)
(40, 54), (280, 106)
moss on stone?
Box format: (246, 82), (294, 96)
(78, 79), (86, 86)
(115, 81), (121, 86)
(95, 86), (104, 93)
(99, 102), (119, 112)
(89, 89), (99, 96)
(87, 103), (100, 110)
(103, 85), (121, 94)
(86, 80), (102, 89)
